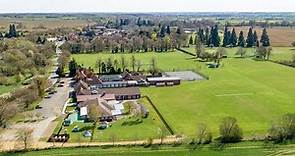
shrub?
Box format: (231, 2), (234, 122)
(267, 113), (295, 143)
(219, 116), (243, 143)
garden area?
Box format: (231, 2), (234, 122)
(56, 99), (170, 142)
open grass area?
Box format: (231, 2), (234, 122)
(61, 99), (169, 142)
(0, 84), (19, 95)
(183, 46), (295, 61)
(72, 51), (201, 72)
(142, 57), (295, 138)
(2, 142), (293, 156)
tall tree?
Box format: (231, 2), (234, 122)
(238, 31), (246, 47)
(222, 26), (230, 47)
(166, 26), (171, 35)
(130, 55), (136, 72)
(120, 56), (127, 72)
(260, 28), (270, 47)
(189, 35), (194, 45)
(68, 59), (78, 77)
(205, 27), (210, 46)
(230, 28), (237, 47)
(195, 36), (204, 58)
(246, 27), (255, 47)
(210, 25), (220, 47)
(253, 30), (258, 47)
(16, 128), (33, 150)
(88, 103), (102, 142)
(198, 28), (205, 44)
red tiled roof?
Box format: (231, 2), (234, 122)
(77, 94), (115, 102)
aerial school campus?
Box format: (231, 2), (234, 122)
(0, 1), (295, 155)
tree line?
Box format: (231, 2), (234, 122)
(68, 55), (158, 76)
(192, 26), (270, 48)
(62, 25), (187, 54)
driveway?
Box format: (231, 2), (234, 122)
(0, 41), (71, 141)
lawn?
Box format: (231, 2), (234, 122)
(142, 58), (295, 138)
(72, 51), (201, 72)
(61, 99), (169, 142)
(183, 46), (295, 61)
(1, 142), (291, 156)
(0, 84), (19, 95)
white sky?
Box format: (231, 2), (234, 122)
(0, 0), (295, 13)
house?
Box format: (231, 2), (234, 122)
(76, 94), (116, 103)
(147, 77), (181, 86)
(91, 81), (138, 89)
(122, 71), (148, 86)
(78, 98), (114, 122)
(101, 87), (141, 100)
(99, 74), (123, 82)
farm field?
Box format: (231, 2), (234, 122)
(142, 57), (295, 138)
(0, 17), (94, 32)
(231, 26), (295, 47)
(59, 98), (169, 142)
(72, 51), (201, 72)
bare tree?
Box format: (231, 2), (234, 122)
(235, 47), (247, 58)
(95, 57), (102, 73)
(150, 57), (158, 75)
(0, 98), (17, 127)
(109, 133), (116, 146)
(130, 55), (136, 72)
(196, 123), (212, 144)
(16, 128), (33, 150)
(88, 104), (102, 142)
(219, 116), (243, 143)
(136, 60), (142, 72)
(120, 55), (128, 72)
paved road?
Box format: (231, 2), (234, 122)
(0, 41), (71, 141)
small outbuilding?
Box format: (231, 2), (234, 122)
(147, 77), (181, 86)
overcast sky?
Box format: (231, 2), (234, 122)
(1, 0), (295, 13)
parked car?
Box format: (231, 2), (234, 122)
(83, 131), (92, 137)
(58, 84), (64, 87)
(72, 126), (80, 132)
(45, 95), (51, 99)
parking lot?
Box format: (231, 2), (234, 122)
(164, 71), (206, 81)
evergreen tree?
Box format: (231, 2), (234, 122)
(159, 25), (166, 38)
(238, 31), (246, 47)
(176, 27), (181, 34)
(210, 25), (220, 47)
(260, 28), (270, 47)
(68, 59), (78, 77)
(198, 28), (205, 44)
(36, 36), (42, 44)
(205, 27), (210, 46)
(230, 28), (237, 47)
(246, 27), (254, 47)
(253, 31), (258, 47)
(8, 24), (17, 38)
(189, 35), (194, 45)
(222, 26), (230, 47)
(166, 26), (171, 35)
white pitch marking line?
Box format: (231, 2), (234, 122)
(215, 93), (254, 97)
